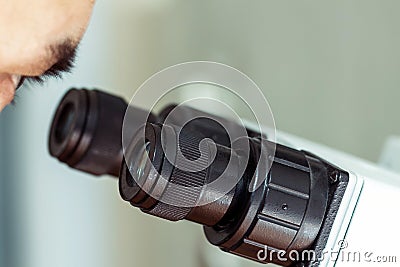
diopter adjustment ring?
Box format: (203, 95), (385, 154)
(145, 125), (212, 221)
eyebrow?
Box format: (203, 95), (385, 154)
(18, 39), (78, 87)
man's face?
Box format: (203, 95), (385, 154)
(0, 0), (95, 111)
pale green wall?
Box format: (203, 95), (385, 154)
(115, 0), (400, 162)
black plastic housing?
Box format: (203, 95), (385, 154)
(48, 89), (155, 176)
(48, 89), (349, 266)
(48, 89), (262, 177)
(119, 122), (339, 266)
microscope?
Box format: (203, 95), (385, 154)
(47, 87), (399, 267)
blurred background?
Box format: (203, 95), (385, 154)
(1, 1), (400, 266)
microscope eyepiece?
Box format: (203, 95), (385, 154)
(49, 89), (155, 177)
(54, 102), (75, 144)
(49, 89), (260, 177)
(120, 122), (245, 222)
(119, 121), (330, 266)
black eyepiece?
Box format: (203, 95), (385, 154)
(54, 102), (75, 144)
(49, 88), (155, 177)
(119, 121), (331, 266)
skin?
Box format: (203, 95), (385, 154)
(0, 0), (95, 111)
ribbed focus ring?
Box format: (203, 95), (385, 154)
(146, 128), (211, 221)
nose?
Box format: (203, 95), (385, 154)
(0, 73), (20, 112)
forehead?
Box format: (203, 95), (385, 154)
(0, 0), (93, 75)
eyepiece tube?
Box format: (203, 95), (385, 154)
(48, 88), (156, 177)
(49, 89), (260, 177)
(119, 121), (331, 266)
